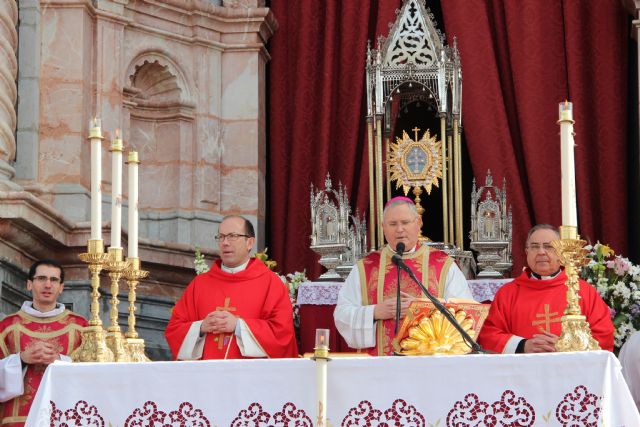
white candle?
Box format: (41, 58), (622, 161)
(110, 130), (124, 248)
(314, 328), (329, 427)
(558, 101), (577, 227)
(89, 118), (102, 240)
(127, 151), (139, 258)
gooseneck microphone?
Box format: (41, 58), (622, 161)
(391, 252), (486, 354)
(393, 242), (405, 336)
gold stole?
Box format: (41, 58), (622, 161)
(358, 245), (452, 356)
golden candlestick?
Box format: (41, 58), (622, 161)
(552, 226), (600, 352)
(104, 247), (131, 362)
(123, 257), (150, 362)
(72, 239), (114, 362)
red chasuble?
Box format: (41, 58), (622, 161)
(0, 310), (87, 427)
(165, 259), (298, 359)
(359, 245), (453, 356)
(478, 269), (614, 353)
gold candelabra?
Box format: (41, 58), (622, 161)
(72, 240), (115, 362)
(552, 225), (600, 352)
(104, 247), (131, 362)
(123, 257), (150, 362)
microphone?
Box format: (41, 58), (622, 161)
(392, 242), (406, 270)
(393, 242), (405, 337)
(391, 255), (487, 354)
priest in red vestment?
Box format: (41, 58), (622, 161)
(165, 215), (298, 360)
(0, 259), (88, 427)
(334, 197), (474, 356)
(478, 224), (614, 353)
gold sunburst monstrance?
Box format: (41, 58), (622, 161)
(388, 127), (443, 214)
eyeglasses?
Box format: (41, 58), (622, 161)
(527, 243), (555, 252)
(214, 233), (251, 242)
(32, 276), (62, 284)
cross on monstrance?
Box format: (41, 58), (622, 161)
(214, 297), (237, 349)
(531, 304), (562, 333)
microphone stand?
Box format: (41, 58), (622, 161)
(392, 255), (488, 354)
(393, 243), (405, 337)
(394, 257), (402, 335)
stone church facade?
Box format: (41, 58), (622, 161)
(0, 0), (275, 360)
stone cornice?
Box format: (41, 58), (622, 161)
(0, 191), (216, 269)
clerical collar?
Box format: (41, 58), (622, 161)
(21, 301), (66, 318)
(389, 244), (417, 254)
(529, 269), (562, 280)
(221, 258), (250, 274)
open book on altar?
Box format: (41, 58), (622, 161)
(392, 299), (490, 356)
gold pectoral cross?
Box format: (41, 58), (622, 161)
(214, 297), (237, 350)
(531, 304), (562, 333)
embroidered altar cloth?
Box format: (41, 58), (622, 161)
(26, 351), (639, 427)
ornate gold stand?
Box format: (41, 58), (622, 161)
(123, 257), (150, 362)
(552, 226), (600, 352)
(104, 247), (131, 362)
(72, 240), (115, 362)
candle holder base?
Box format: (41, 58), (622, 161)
(106, 330), (131, 362)
(555, 314), (600, 352)
(71, 326), (114, 362)
(552, 226), (599, 352)
(126, 338), (150, 362)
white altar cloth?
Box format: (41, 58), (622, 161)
(27, 351), (639, 427)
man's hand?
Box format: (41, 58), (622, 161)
(373, 293), (415, 320)
(524, 330), (558, 353)
(20, 341), (60, 365)
(199, 311), (238, 335)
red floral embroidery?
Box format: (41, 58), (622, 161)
(446, 390), (535, 426)
(231, 402), (312, 426)
(341, 399), (425, 426)
(50, 400), (104, 427)
(556, 385), (601, 427)
(125, 401), (210, 427)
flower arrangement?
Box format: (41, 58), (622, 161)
(581, 243), (640, 351)
(279, 271), (309, 328)
(194, 248), (209, 275)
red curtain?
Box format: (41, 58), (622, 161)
(268, 1), (401, 278)
(441, 0), (630, 272)
(268, 0), (631, 276)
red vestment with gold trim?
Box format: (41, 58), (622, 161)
(478, 269), (614, 352)
(165, 259), (298, 359)
(0, 310), (87, 427)
(358, 245), (453, 356)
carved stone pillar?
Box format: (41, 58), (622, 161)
(0, 1), (18, 189)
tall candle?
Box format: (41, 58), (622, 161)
(89, 118), (102, 240)
(314, 328), (329, 427)
(110, 130), (124, 248)
(127, 151), (140, 258)
(558, 101), (577, 227)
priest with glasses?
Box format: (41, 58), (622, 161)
(166, 215), (298, 360)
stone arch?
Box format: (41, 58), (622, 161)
(125, 52), (193, 106)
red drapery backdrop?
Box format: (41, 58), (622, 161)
(268, 0), (631, 277)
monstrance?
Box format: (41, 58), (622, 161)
(387, 127), (443, 220)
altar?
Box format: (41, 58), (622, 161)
(27, 351), (639, 426)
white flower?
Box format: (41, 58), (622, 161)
(613, 281), (631, 300)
